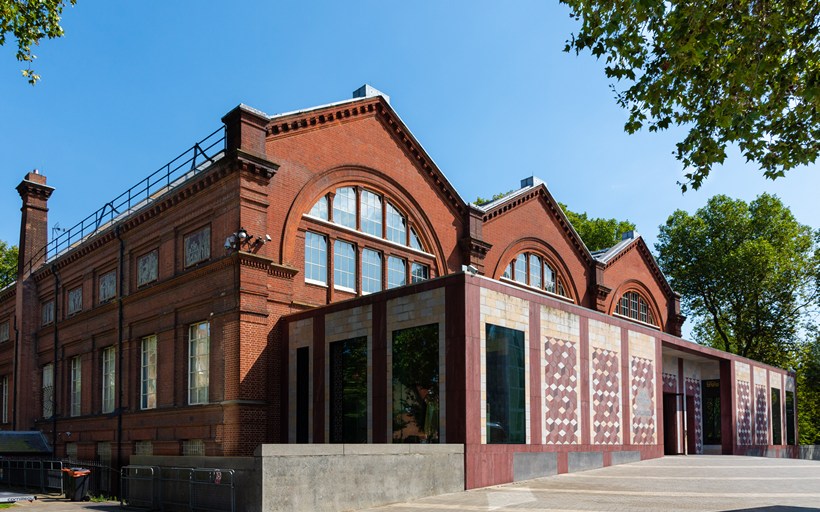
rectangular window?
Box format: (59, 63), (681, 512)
(786, 390), (796, 445)
(411, 262), (429, 284)
(137, 250), (159, 287)
(42, 300), (54, 326)
(65, 442), (78, 460)
(361, 249), (382, 294)
(514, 254), (527, 284)
(67, 286), (82, 316)
(97, 442), (112, 465)
(360, 190), (382, 237)
(0, 320), (8, 342)
(701, 379), (721, 445)
(141, 335), (157, 410)
(188, 322), (210, 405)
(486, 324), (525, 444)
(333, 240), (356, 292)
(134, 440), (153, 456)
(332, 187), (357, 229)
(543, 263), (556, 293)
(99, 270), (116, 303)
(182, 439), (205, 456)
(304, 232), (328, 285)
(392, 324), (439, 443)
(771, 388), (782, 445)
(386, 202), (406, 244)
(1, 375), (7, 424)
(528, 254), (542, 288)
(101, 346), (116, 414)
(184, 226), (211, 267)
(42, 363), (54, 418)
(70, 356), (82, 417)
(387, 256), (406, 289)
(329, 336), (367, 443)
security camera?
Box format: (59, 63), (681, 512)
(265, 234), (271, 242)
(224, 235), (237, 249)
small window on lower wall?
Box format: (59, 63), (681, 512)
(486, 324), (525, 444)
(329, 336), (367, 443)
(392, 324), (439, 443)
(411, 263), (429, 284)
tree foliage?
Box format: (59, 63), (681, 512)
(0, 241), (17, 288)
(0, 0), (76, 84)
(796, 333), (820, 444)
(656, 194), (819, 368)
(561, 0), (820, 191)
(560, 202), (636, 252)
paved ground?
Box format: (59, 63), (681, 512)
(359, 455), (820, 512)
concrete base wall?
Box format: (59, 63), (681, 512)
(256, 444), (464, 512)
(800, 445), (820, 461)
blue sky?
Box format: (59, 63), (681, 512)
(2, 0), (819, 258)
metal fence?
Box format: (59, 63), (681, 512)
(121, 466), (235, 512)
(0, 458), (116, 497)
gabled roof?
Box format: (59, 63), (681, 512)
(475, 176), (596, 266)
(0, 431), (52, 455)
(594, 232), (678, 299)
(254, 85), (470, 217)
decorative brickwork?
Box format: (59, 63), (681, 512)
(737, 381), (752, 446)
(544, 337), (579, 444)
(592, 348), (620, 444)
(685, 377), (703, 454)
(631, 356), (655, 444)
(662, 373), (677, 393)
(755, 384), (768, 445)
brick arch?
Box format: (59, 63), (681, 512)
(608, 279), (664, 329)
(280, 165), (448, 277)
(493, 237), (579, 302)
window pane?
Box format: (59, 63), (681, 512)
(102, 347), (116, 413)
(137, 250), (159, 287)
(0, 321), (9, 343)
(486, 324), (525, 444)
(99, 271), (116, 303)
(70, 357), (82, 417)
(329, 337), (367, 443)
(411, 263), (429, 284)
(332, 187), (357, 229)
(304, 232), (327, 284)
(529, 254), (542, 288)
(42, 364), (54, 418)
(362, 249), (382, 294)
(141, 335), (157, 410)
(334, 240), (356, 291)
(386, 202), (407, 244)
(544, 263), (556, 293)
(184, 226), (210, 267)
(309, 195), (329, 220)
(387, 256), (406, 289)
(188, 322), (210, 405)
(514, 254), (527, 284)
(392, 324), (439, 443)
(68, 287), (82, 315)
(360, 190), (383, 237)
(701, 379), (721, 445)
(409, 228), (423, 251)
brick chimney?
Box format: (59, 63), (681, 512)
(16, 170), (54, 278)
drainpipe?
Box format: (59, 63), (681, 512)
(115, 226), (125, 470)
(51, 264), (61, 455)
(11, 315), (19, 430)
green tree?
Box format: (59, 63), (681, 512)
(561, 0), (820, 191)
(0, 241), (17, 288)
(0, 0), (76, 84)
(796, 333), (820, 444)
(656, 194), (819, 368)
(559, 203), (636, 252)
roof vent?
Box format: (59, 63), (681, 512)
(520, 176), (545, 188)
(352, 84), (390, 104)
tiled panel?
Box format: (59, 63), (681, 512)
(631, 356), (656, 444)
(736, 380), (752, 446)
(288, 318), (313, 442)
(479, 288), (530, 444)
(662, 373), (677, 393)
(591, 348), (621, 444)
(542, 306), (581, 445)
(755, 384), (768, 445)
(685, 377), (703, 454)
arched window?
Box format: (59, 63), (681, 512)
(303, 186), (434, 295)
(614, 291), (657, 326)
(502, 252), (569, 298)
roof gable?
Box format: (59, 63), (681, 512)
(596, 235), (677, 300)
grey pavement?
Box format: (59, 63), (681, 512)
(358, 455), (820, 512)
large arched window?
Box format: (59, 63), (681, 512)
(501, 252), (569, 298)
(614, 291), (657, 326)
(303, 186), (434, 294)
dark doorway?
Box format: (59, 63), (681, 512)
(296, 346), (309, 443)
(686, 395), (697, 454)
(786, 391), (796, 446)
(701, 379), (721, 446)
(771, 388), (781, 445)
(663, 393), (681, 455)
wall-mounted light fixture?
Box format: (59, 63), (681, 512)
(225, 227), (271, 252)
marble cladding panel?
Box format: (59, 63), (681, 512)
(735, 361), (751, 382)
(630, 356), (656, 445)
(591, 348), (621, 445)
(479, 288), (531, 444)
(736, 380), (753, 446)
(683, 360), (702, 381)
(700, 362), (720, 380)
(753, 366), (767, 387)
(755, 384), (769, 445)
(685, 377), (703, 454)
(542, 306), (581, 445)
(769, 371), (782, 390)
(588, 319), (621, 353)
(662, 355), (679, 376)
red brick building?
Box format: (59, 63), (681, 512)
(0, 86), (798, 488)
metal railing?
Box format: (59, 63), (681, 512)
(0, 459), (64, 494)
(121, 466), (236, 512)
(22, 126), (226, 275)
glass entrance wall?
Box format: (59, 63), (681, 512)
(485, 324), (525, 444)
(391, 324), (440, 443)
(329, 336), (368, 443)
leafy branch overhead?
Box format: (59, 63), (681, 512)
(0, 241), (17, 288)
(0, 0), (76, 84)
(561, 0), (820, 190)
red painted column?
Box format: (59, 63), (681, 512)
(620, 327), (631, 447)
(529, 301), (542, 445)
(579, 317), (591, 446)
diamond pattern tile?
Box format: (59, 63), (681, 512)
(631, 356), (655, 444)
(592, 347), (620, 445)
(686, 377), (703, 454)
(544, 336), (578, 444)
(662, 372), (677, 393)
(737, 381), (752, 446)
(755, 384), (768, 445)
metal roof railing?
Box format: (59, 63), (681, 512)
(22, 126), (226, 275)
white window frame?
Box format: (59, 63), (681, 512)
(101, 346), (116, 414)
(332, 187), (357, 229)
(70, 356), (82, 417)
(387, 256), (406, 289)
(411, 262), (429, 283)
(308, 195), (329, 220)
(386, 202), (407, 244)
(188, 322), (210, 405)
(360, 189), (383, 237)
(333, 240), (356, 292)
(361, 249), (382, 294)
(141, 335), (157, 410)
(42, 363), (54, 418)
(304, 231), (328, 285)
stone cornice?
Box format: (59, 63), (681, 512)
(266, 96), (467, 217)
(16, 179), (55, 201)
(237, 252), (298, 279)
(0, 285), (15, 304)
